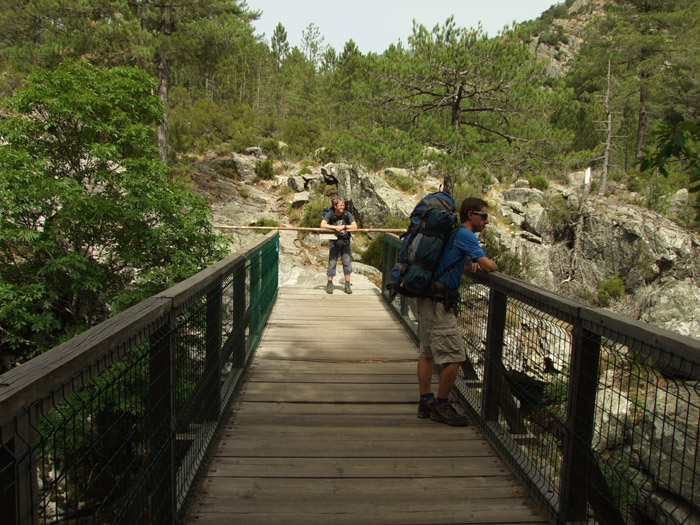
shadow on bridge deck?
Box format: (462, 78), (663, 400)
(185, 284), (548, 524)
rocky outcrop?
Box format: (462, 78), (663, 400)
(198, 153), (257, 182)
(578, 203), (697, 285)
(287, 166), (323, 192)
(321, 163), (415, 226)
(491, 179), (700, 339)
(630, 380), (700, 520)
(194, 154), (700, 340)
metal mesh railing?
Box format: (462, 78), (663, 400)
(382, 234), (700, 524)
(0, 232), (279, 524)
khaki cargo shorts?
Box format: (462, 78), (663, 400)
(415, 296), (465, 365)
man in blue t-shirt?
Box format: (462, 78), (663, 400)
(416, 197), (498, 426)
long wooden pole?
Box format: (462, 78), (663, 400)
(214, 225), (406, 233)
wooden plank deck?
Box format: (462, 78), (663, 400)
(185, 284), (548, 524)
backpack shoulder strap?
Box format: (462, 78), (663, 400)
(434, 225), (468, 281)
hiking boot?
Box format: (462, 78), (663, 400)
(344, 282), (352, 294)
(430, 402), (468, 427)
(417, 398), (435, 419)
(326, 281), (333, 294)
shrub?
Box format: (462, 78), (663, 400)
(253, 217), (279, 227)
(543, 193), (577, 240)
(527, 175), (549, 191)
(539, 31), (560, 47)
(452, 183), (483, 210)
(597, 276), (625, 307)
(299, 193), (328, 228)
(261, 138), (280, 158)
(281, 117), (321, 154)
(478, 228), (530, 280)
(384, 170), (416, 192)
(361, 235), (385, 270)
(168, 96), (258, 156)
(254, 159), (274, 180)
(251, 217), (280, 234)
(316, 147), (339, 164)
(361, 216), (408, 270)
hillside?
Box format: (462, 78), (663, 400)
(191, 152), (700, 341)
(192, 160), (381, 293)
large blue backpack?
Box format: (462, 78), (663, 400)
(387, 191), (461, 299)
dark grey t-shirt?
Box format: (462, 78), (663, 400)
(323, 210), (355, 241)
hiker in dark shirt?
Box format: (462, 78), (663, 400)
(320, 196), (357, 294)
(416, 197), (498, 426)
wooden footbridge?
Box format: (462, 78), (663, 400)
(184, 284), (547, 524)
(3, 231), (699, 525)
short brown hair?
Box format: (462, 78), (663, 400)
(460, 197), (488, 223)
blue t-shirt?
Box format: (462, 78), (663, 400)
(434, 227), (486, 291)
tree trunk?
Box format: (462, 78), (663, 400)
(451, 85), (463, 130)
(156, 53), (170, 165)
(444, 86), (462, 196)
(156, 2), (172, 165)
(599, 59), (612, 196)
(443, 173), (455, 197)
(560, 167), (592, 294)
(635, 79), (648, 165)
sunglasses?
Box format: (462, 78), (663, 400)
(471, 211), (489, 220)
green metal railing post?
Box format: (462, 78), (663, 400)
(559, 319), (599, 522)
(205, 278), (223, 418)
(482, 288), (508, 423)
(149, 315), (176, 524)
(0, 416), (37, 525)
(249, 251), (261, 338)
(232, 261), (247, 369)
(559, 320), (625, 525)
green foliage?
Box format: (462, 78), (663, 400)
(299, 193), (328, 228)
(642, 120), (700, 220)
(251, 217), (279, 234)
(542, 373), (569, 404)
(478, 228), (530, 280)
(281, 117), (321, 156)
(261, 138), (281, 157)
(452, 182), (490, 213)
(597, 276), (625, 307)
(527, 175), (550, 191)
(384, 170), (416, 192)
(543, 193), (578, 240)
(0, 60), (224, 371)
(335, 126), (425, 170)
(316, 147), (339, 165)
(539, 3), (570, 24)
(539, 25), (569, 47)
(565, 0), (698, 192)
(169, 92), (259, 155)
(255, 159), (275, 180)
(360, 215), (409, 270)
(253, 218), (279, 227)
(360, 236), (385, 269)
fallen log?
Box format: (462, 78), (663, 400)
(214, 225), (406, 233)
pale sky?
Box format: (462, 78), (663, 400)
(248, 0), (561, 54)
